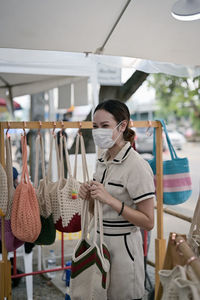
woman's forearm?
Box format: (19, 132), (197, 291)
(106, 195), (154, 231)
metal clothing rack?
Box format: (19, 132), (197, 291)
(0, 120), (164, 300)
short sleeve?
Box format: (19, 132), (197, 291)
(126, 157), (155, 203)
(93, 161), (101, 182)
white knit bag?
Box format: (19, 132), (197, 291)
(34, 134), (52, 218)
(55, 134), (82, 232)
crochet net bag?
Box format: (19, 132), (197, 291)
(34, 134), (56, 245)
(11, 134), (41, 242)
(55, 134), (82, 232)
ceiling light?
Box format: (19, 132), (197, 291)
(171, 0), (200, 21)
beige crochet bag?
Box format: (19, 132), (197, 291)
(11, 134), (41, 242)
(55, 134), (82, 232)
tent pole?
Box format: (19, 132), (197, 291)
(155, 122), (166, 299)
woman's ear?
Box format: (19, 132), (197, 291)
(120, 120), (128, 132)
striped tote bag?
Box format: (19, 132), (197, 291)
(148, 119), (192, 205)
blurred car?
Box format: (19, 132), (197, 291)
(167, 130), (186, 150)
(132, 127), (167, 154)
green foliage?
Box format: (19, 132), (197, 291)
(147, 74), (200, 133)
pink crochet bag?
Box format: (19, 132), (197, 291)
(11, 134), (41, 242)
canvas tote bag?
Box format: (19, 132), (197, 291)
(70, 199), (110, 300)
(149, 119), (192, 205)
(0, 134), (24, 252)
(34, 134), (56, 245)
(11, 134), (41, 242)
(55, 134), (82, 232)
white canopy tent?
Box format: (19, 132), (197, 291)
(0, 0), (200, 66)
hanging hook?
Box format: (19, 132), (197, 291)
(38, 121), (42, 136)
(52, 121), (56, 136)
(60, 121), (64, 136)
(22, 121), (27, 136)
(6, 121), (10, 137)
(146, 120), (153, 137)
(78, 121), (82, 135)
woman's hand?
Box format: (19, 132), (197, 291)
(89, 181), (112, 204)
(78, 182), (91, 201)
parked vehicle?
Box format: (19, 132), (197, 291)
(167, 129), (186, 150)
(132, 127), (167, 154)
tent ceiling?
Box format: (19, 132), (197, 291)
(0, 73), (68, 87)
(0, 0), (200, 66)
(0, 73), (84, 98)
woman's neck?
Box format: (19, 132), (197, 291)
(107, 140), (126, 161)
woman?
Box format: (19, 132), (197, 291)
(79, 99), (155, 300)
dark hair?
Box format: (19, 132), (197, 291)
(94, 99), (135, 144)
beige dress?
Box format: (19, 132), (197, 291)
(94, 142), (155, 300)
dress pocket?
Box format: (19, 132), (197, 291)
(124, 233), (135, 262)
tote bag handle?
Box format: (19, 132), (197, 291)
(79, 134), (90, 239)
(47, 134), (60, 182)
(34, 134), (46, 188)
(20, 134), (30, 184)
(74, 133), (90, 182)
(152, 119), (178, 160)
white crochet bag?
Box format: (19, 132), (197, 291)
(55, 134), (82, 232)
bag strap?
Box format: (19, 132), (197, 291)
(80, 134), (89, 183)
(73, 134), (80, 179)
(20, 135), (30, 184)
(5, 134), (14, 188)
(47, 134), (60, 182)
(153, 119), (178, 160)
(63, 135), (72, 178)
(34, 134), (46, 188)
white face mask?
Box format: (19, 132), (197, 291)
(92, 122), (122, 149)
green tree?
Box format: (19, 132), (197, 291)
(148, 74), (200, 133)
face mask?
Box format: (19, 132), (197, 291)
(92, 122), (122, 149)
